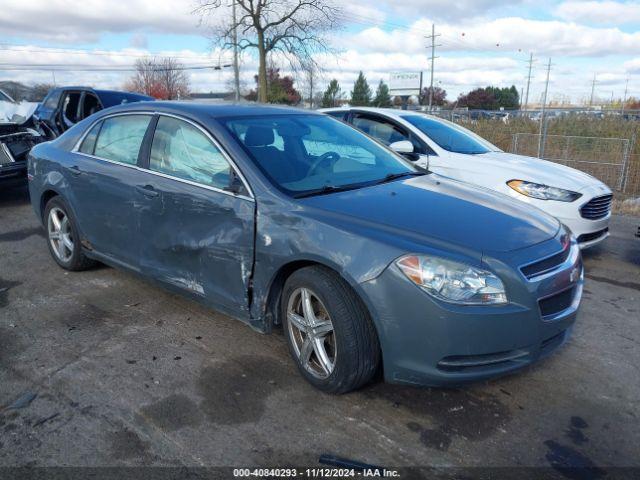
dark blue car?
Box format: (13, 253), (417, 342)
(28, 102), (583, 393)
(34, 87), (153, 139)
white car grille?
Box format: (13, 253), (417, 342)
(580, 194), (612, 220)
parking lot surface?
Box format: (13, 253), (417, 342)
(1, 184), (639, 475)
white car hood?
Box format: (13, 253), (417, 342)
(467, 151), (607, 192)
(0, 100), (39, 125)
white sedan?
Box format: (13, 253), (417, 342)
(321, 107), (612, 248)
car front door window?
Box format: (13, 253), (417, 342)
(352, 115), (409, 146)
(149, 116), (233, 190)
(352, 114), (435, 156)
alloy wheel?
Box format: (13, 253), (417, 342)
(286, 287), (337, 379)
(48, 207), (74, 263)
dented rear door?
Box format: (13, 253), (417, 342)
(137, 115), (255, 320)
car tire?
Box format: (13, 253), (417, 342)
(281, 266), (380, 394)
(44, 196), (96, 271)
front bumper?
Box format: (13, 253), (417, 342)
(360, 239), (583, 387)
(558, 214), (610, 249)
(505, 184), (612, 249)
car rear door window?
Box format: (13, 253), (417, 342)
(94, 115), (151, 165)
(79, 121), (102, 155)
(149, 116), (232, 190)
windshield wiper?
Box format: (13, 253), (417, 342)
(375, 171), (425, 185)
(294, 184), (362, 199)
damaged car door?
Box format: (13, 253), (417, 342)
(137, 114), (255, 320)
(73, 113), (154, 268)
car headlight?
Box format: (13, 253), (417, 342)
(507, 180), (582, 202)
(396, 255), (507, 305)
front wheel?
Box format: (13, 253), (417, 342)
(281, 266), (380, 394)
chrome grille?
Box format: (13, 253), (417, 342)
(580, 194), (612, 220)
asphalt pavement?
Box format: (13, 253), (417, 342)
(1, 183), (638, 477)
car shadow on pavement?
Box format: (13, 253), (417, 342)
(0, 182), (30, 207)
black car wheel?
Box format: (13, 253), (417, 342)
(281, 266), (380, 394)
(44, 197), (95, 271)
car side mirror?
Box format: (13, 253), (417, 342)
(389, 140), (414, 154)
(390, 140), (420, 162)
(225, 171), (244, 195)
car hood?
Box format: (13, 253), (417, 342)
(465, 151), (607, 192)
(0, 100), (39, 125)
(300, 174), (560, 254)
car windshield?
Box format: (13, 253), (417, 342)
(402, 115), (500, 155)
(223, 114), (419, 197)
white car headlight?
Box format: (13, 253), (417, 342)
(396, 255), (507, 305)
(507, 180), (582, 202)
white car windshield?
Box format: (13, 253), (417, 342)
(402, 115), (501, 155)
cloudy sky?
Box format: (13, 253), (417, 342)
(1, 0), (639, 104)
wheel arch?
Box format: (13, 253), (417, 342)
(261, 259), (381, 340)
(40, 188), (61, 222)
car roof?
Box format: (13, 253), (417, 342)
(320, 106), (442, 121)
(106, 101), (318, 119)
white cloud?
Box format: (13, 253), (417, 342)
(0, 0), (200, 43)
(555, 1), (640, 25)
(129, 34), (149, 49)
(347, 17), (640, 57)
(623, 57), (640, 74)
(363, 0), (525, 21)
(0, 0), (637, 102)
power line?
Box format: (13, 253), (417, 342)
(0, 43), (221, 61)
(0, 64), (232, 72)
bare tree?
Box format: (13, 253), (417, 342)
(124, 57), (190, 99)
(194, 0), (341, 103)
(158, 58), (191, 99)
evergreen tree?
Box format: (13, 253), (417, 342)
(350, 71), (372, 106)
(321, 79), (342, 108)
(373, 80), (392, 107)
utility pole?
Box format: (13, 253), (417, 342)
(519, 87), (523, 110)
(231, 0), (240, 102)
(426, 24), (441, 112)
(523, 52), (534, 111)
(589, 73), (597, 108)
(621, 78), (629, 115)
(537, 58), (551, 158)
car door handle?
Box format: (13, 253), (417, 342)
(68, 165), (83, 176)
(136, 185), (159, 198)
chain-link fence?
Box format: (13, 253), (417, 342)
(510, 133), (632, 191)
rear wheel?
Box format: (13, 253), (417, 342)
(44, 197), (95, 271)
(282, 266), (380, 394)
